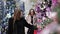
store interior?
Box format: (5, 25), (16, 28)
(0, 0), (60, 34)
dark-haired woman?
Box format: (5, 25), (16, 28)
(26, 9), (37, 34)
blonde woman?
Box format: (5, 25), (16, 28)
(8, 9), (35, 34)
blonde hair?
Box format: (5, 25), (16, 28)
(14, 9), (21, 21)
(13, 8), (22, 29)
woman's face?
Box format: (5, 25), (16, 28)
(14, 11), (21, 18)
(30, 10), (34, 15)
(17, 12), (21, 18)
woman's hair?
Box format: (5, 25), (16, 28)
(13, 8), (22, 23)
(28, 9), (36, 15)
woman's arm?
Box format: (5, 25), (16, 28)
(24, 19), (34, 29)
(23, 18), (37, 30)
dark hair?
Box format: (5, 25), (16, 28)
(28, 9), (36, 15)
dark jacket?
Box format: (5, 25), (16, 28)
(8, 17), (34, 34)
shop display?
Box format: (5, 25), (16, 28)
(0, 0), (59, 34)
(0, 0), (4, 22)
(1, 0), (16, 34)
(34, 0), (53, 34)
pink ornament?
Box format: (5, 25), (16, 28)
(37, 19), (42, 23)
(52, 0), (57, 6)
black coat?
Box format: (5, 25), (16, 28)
(8, 17), (34, 34)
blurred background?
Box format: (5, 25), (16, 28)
(0, 0), (60, 34)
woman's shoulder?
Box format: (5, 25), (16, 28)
(9, 17), (14, 20)
(26, 15), (30, 18)
(27, 15), (30, 17)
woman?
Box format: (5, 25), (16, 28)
(26, 9), (37, 34)
(8, 8), (35, 34)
